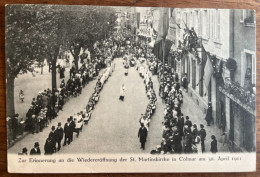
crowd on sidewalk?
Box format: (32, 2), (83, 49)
(146, 53), (218, 154)
(13, 37), (117, 154)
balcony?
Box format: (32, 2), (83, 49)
(218, 78), (255, 115)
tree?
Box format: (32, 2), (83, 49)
(5, 5), (47, 116)
(5, 5), (117, 116)
(66, 6), (117, 71)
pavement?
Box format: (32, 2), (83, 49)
(14, 61), (71, 121)
(181, 91), (229, 152)
(8, 58), (228, 154)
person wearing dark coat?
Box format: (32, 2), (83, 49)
(177, 115), (184, 136)
(184, 116), (192, 128)
(55, 122), (63, 151)
(49, 126), (56, 140)
(199, 124), (207, 153)
(60, 67), (65, 79)
(183, 131), (193, 153)
(25, 106), (34, 131)
(48, 126), (56, 153)
(138, 123), (148, 150)
(70, 66), (76, 79)
(182, 74), (188, 91)
(70, 117), (76, 142)
(12, 114), (19, 140)
(192, 124), (198, 141)
(30, 142), (41, 155)
(44, 137), (55, 155)
(63, 118), (71, 146)
(205, 102), (213, 126)
(210, 135), (218, 153)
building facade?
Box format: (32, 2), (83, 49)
(172, 8), (256, 152)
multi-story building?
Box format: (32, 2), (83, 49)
(221, 9), (256, 152)
(172, 8), (256, 151)
(136, 7), (154, 42)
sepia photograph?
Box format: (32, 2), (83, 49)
(5, 4), (256, 173)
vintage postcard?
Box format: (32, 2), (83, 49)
(6, 4), (256, 173)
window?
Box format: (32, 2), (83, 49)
(203, 10), (210, 38)
(241, 50), (256, 87)
(195, 10), (199, 33)
(216, 10), (221, 39)
(187, 13), (190, 29)
(211, 10), (215, 39)
(206, 10), (210, 38)
(246, 53), (256, 84)
(190, 12), (193, 29)
(198, 11), (202, 36)
(240, 10), (255, 26)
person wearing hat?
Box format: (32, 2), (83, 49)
(184, 116), (192, 128)
(63, 118), (71, 146)
(199, 124), (207, 153)
(30, 142), (41, 155)
(210, 135), (218, 153)
(49, 126), (56, 141)
(138, 123), (148, 150)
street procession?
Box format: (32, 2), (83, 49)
(6, 5), (256, 156)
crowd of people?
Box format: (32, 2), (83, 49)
(11, 30), (220, 155)
(147, 55), (218, 154)
(41, 64), (113, 155)
(137, 59), (157, 150)
(13, 37), (116, 153)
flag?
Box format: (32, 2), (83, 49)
(136, 12), (140, 29)
(152, 8), (169, 42)
(164, 39), (173, 59)
(152, 8), (160, 34)
(203, 54), (213, 91)
(152, 8), (169, 60)
(157, 8), (169, 39)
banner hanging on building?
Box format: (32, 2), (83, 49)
(203, 54), (213, 91)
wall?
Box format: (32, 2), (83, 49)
(233, 9), (256, 85)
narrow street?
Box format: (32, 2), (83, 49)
(9, 58), (165, 154)
(9, 58), (228, 154)
(59, 58), (160, 153)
